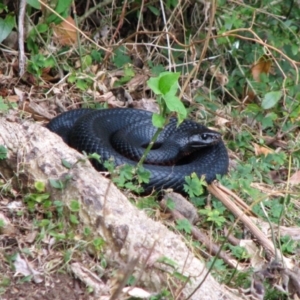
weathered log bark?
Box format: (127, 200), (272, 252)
(0, 117), (240, 299)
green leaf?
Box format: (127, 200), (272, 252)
(62, 159), (72, 169)
(184, 173), (206, 197)
(291, 44), (298, 56)
(0, 219), (5, 228)
(76, 79), (89, 91)
(83, 227), (92, 236)
(46, 0), (72, 24)
(261, 91), (282, 109)
(158, 72), (180, 95)
(157, 256), (177, 268)
(26, 0), (41, 9)
(91, 50), (102, 62)
(199, 208), (226, 227)
(148, 5), (160, 16)
(69, 214), (79, 224)
(82, 55), (92, 69)
(0, 15), (14, 44)
(55, 0), (73, 15)
(113, 47), (131, 68)
(0, 145), (7, 160)
(36, 24), (48, 34)
(0, 96), (11, 112)
(164, 94), (187, 121)
(175, 219), (192, 234)
(152, 113), (165, 128)
(38, 219), (50, 227)
(136, 166), (150, 184)
(166, 198), (175, 210)
(26, 193), (49, 203)
(93, 237), (105, 250)
(150, 64), (165, 76)
(49, 179), (65, 190)
(34, 181), (45, 193)
(69, 200), (80, 212)
(147, 77), (162, 95)
(172, 271), (189, 283)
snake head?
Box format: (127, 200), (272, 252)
(188, 132), (221, 147)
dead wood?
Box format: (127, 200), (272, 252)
(0, 116), (241, 300)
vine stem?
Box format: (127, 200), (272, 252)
(137, 108), (170, 169)
(136, 127), (163, 169)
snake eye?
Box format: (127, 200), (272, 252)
(201, 133), (208, 140)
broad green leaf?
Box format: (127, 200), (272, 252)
(158, 72), (180, 95)
(164, 94), (187, 121)
(26, 0), (40, 9)
(56, 0), (73, 14)
(148, 5), (160, 16)
(0, 15), (14, 44)
(147, 77), (162, 95)
(46, 0), (73, 24)
(36, 23), (48, 33)
(261, 91), (282, 109)
(152, 113), (165, 128)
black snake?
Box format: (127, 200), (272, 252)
(46, 108), (229, 193)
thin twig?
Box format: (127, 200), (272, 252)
(160, 199), (239, 268)
(159, 0), (172, 70)
(18, 0), (27, 77)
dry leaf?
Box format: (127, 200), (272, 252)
(209, 65), (228, 86)
(215, 116), (230, 127)
(245, 55), (272, 102)
(53, 16), (77, 46)
(240, 240), (264, 269)
(0, 212), (16, 235)
(126, 74), (148, 92)
(122, 287), (152, 298)
(14, 253), (43, 283)
(269, 169), (288, 183)
(252, 142), (274, 156)
(251, 55), (272, 82)
(289, 170), (300, 185)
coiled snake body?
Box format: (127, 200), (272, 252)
(47, 108), (229, 193)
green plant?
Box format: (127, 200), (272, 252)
(228, 245), (250, 260)
(183, 173), (206, 198)
(113, 46), (131, 68)
(280, 235), (300, 255)
(198, 207), (226, 228)
(147, 72), (187, 126)
(24, 181), (51, 213)
(0, 145), (7, 160)
(27, 53), (56, 77)
(175, 219), (192, 234)
(0, 96), (17, 112)
(0, 13), (14, 44)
